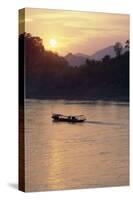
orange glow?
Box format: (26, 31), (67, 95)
(23, 8), (129, 55)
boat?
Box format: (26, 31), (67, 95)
(52, 113), (86, 123)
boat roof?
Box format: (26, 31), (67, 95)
(52, 113), (85, 117)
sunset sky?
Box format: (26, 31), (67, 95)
(20, 8), (129, 56)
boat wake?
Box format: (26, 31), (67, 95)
(85, 120), (126, 126)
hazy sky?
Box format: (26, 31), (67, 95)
(20, 8), (129, 56)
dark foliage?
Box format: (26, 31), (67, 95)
(19, 33), (129, 101)
(113, 42), (123, 57)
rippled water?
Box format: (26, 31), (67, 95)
(24, 99), (129, 192)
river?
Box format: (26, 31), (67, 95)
(24, 99), (129, 191)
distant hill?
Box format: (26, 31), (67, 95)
(91, 45), (115, 60)
(65, 46), (126, 66)
(65, 53), (89, 67)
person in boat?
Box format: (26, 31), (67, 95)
(68, 116), (76, 121)
(72, 116), (76, 120)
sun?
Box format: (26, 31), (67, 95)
(49, 38), (57, 48)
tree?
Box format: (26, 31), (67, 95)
(19, 32), (45, 74)
(125, 40), (129, 50)
(102, 55), (111, 63)
(86, 59), (90, 65)
(113, 42), (123, 57)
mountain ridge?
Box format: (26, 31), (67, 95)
(65, 45), (126, 66)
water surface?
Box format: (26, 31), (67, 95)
(25, 99), (129, 191)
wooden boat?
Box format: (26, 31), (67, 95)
(52, 113), (86, 123)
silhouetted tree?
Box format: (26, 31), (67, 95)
(86, 59), (90, 65)
(125, 40), (129, 50)
(113, 42), (123, 57)
(102, 55), (111, 63)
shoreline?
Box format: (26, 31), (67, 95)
(25, 96), (129, 103)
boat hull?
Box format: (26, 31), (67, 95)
(52, 118), (85, 123)
(52, 113), (86, 123)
